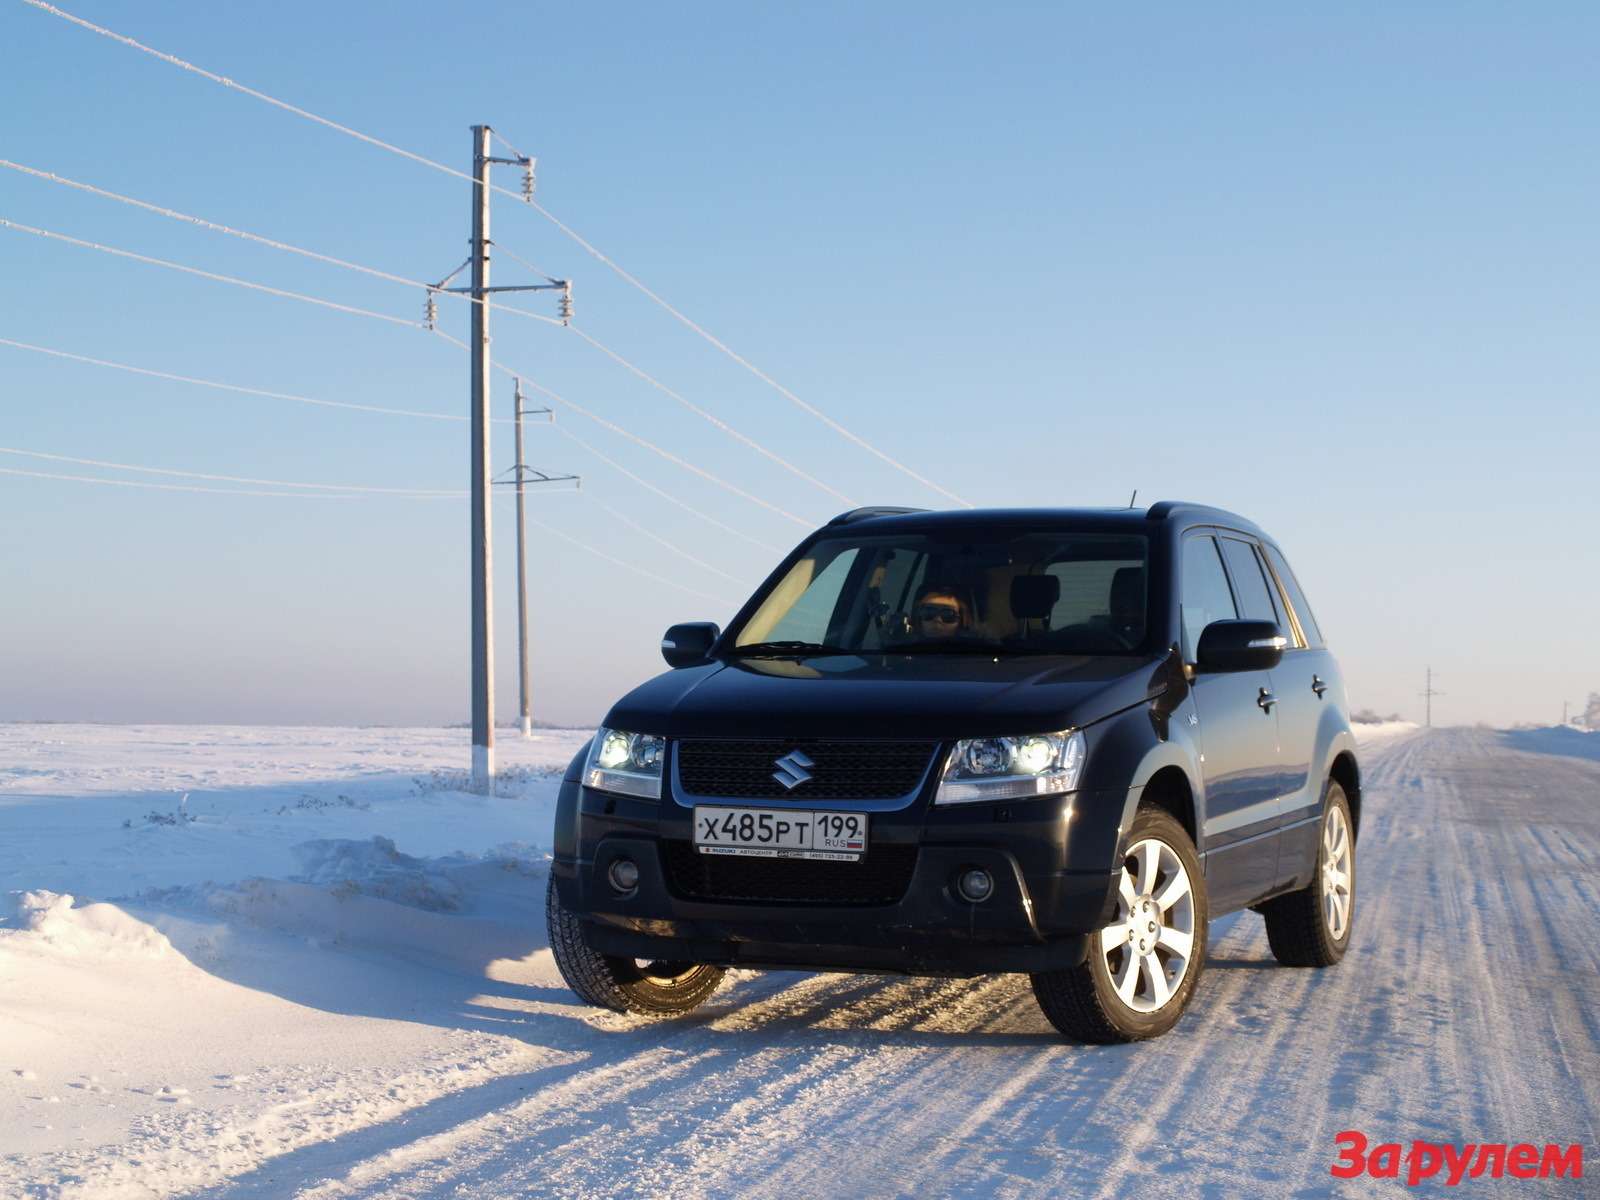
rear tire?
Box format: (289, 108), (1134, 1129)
(1261, 782), (1355, 967)
(545, 874), (726, 1015)
(1031, 807), (1209, 1043)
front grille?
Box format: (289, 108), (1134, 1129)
(661, 840), (918, 905)
(676, 738), (937, 799)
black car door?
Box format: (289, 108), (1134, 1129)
(1181, 533), (1283, 913)
(1259, 541), (1341, 884)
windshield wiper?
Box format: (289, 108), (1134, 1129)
(728, 640), (853, 657)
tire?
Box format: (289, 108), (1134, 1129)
(545, 874), (726, 1016)
(1261, 782), (1355, 967)
(1031, 806), (1209, 1043)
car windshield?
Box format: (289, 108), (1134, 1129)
(730, 530), (1150, 656)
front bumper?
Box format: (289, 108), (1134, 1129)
(553, 774), (1128, 977)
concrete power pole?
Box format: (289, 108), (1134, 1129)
(1420, 666), (1444, 728)
(468, 125), (495, 790)
(507, 379), (568, 738)
(426, 125), (572, 787)
(513, 378), (531, 738)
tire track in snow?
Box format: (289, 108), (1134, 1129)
(159, 728), (1600, 1198)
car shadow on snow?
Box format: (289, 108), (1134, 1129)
(133, 874), (1289, 1199)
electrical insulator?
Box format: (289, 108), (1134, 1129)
(559, 282), (574, 325)
(424, 291), (438, 330)
(522, 158), (537, 202)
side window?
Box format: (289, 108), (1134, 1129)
(1263, 544), (1324, 647)
(1219, 537), (1281, 625)
(1180, 536), (1237, 660)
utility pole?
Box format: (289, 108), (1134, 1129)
(507, 378), (564, 737)
(469, 125), (494, 790)
(1420, 667), (1444, 728)
(427, 125), (570, 790)
(513, 378), (531, 739)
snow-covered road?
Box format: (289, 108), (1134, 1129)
(4, 725), (1597, 1198)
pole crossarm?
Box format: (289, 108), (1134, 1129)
(493, 468), (580, 487)
(438, 283), (567, 295)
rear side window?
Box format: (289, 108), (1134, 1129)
(1180, 536), (1237, 659)
(1219, 537), (1282, 625)
(1263, 544), (1324, 647)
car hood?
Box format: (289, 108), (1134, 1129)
(604, 652), (1173, 740)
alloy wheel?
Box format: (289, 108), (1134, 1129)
(1099, 837), (1196, 1013)
(1321, 805), (1353, 940)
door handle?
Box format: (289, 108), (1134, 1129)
(1257, 687), (1276, 712)
(1312, 674), (1328, 698)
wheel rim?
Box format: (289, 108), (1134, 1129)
(1321, 804), (1353, 941)
(1099, 837), (1196, 1014)
(633, 959), (700, 984)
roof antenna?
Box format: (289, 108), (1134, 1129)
(1128, 488), (1138, 509)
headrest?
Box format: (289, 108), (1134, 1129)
(1010, 575), (1061, 620)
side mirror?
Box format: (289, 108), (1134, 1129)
(661, 621), (720, 668)
(1196, 619), (1287, 673)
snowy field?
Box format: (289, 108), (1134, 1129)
(2, 720), (1596, 1198)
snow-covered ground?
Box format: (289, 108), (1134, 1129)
(3, 720), (1596, 1198)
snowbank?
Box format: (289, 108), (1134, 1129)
(0, 724), (587, 1195)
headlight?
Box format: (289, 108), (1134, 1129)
(583, 728), (666, 799)
(935, 729), (1085, 805)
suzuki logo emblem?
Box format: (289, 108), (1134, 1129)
(772, 749), (815, 790)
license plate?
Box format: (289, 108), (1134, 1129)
(692, 805), (868, 861)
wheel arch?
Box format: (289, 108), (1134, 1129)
(1138, 764), (1198, 847)
(1328, 748), (1361, 841)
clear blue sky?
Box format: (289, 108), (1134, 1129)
(2, 1), (1595, 729)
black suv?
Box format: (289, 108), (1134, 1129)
(548, 502), (1359, 1041)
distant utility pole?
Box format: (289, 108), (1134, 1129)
(1420, 667), (1445, 728)
(428, 125), (570, 791)
(497, 378), (575, 738)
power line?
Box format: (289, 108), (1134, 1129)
(0, 335), (465, 422)
(0, 461), (742, 604)
(431, 328), (815, 529)
(566, 323), (856, 505)
(550, 423), (785, 554)
(20, 0), (970, 506)
(530, 206), (972, 507)
(0, 216), (421, 329)
(0, 159), (566, 330)
(2, 154), (849, 509)
(2, 437), (748, 590)
(0, 445), (462, 495)
(0, 463), (363, 499)
(19, 0), (491, 191)
(524, 505), (739, 609)
(2, 211), (822, 529)
(0, 334), (785, 562)
(586, 497), (747, 587)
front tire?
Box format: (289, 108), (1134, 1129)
(545, 874), (726, 1015)
(1031, 807), (1209, 1043)
(1261, 782), (1355, 967)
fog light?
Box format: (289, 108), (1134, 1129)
(956, 868), (994, 903)
(608, 858), (640, 893)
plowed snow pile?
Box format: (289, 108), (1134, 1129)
(3, 721), (1596, 1199)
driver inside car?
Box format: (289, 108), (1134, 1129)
(910, 582), (976, 641)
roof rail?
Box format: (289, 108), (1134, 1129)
(826, 506), (927, 526)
